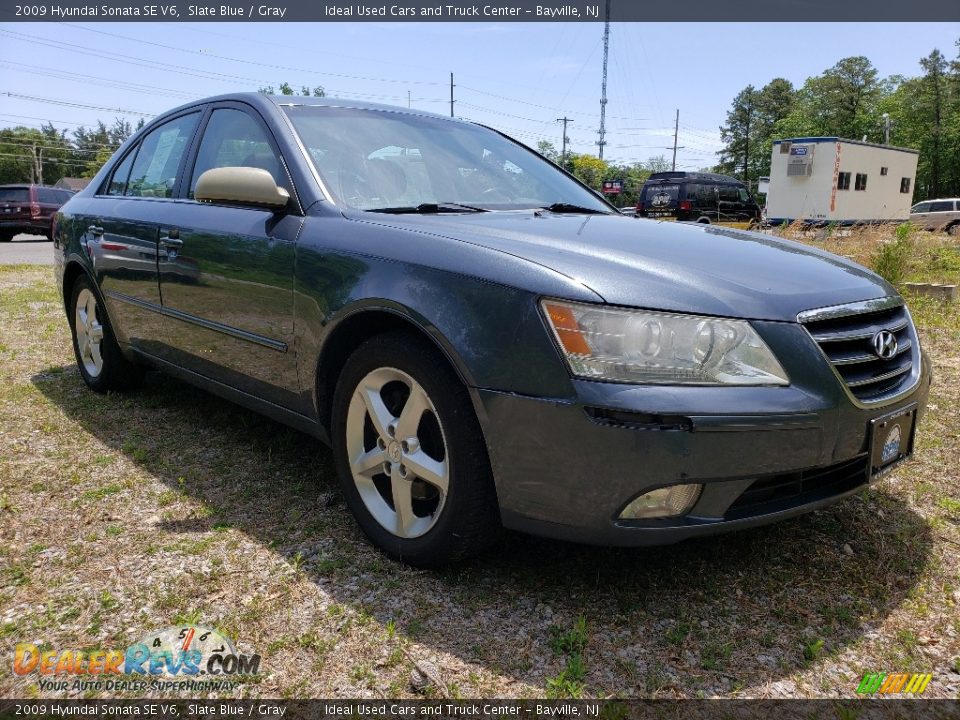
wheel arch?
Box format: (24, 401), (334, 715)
(313, 304), (475, 433)
(61, 259), (93, 313)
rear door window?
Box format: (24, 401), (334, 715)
(0, 188), (30, 203)
(126, 113), (200, 198)
(644, 184), (678, 209)
(929, 200), (954, 212)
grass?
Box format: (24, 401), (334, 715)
(0, 246), (958, 699)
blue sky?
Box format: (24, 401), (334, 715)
(1, 21), (958, 170)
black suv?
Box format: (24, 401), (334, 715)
(0, 184), (74, 241)
(637, 171), (761, 225)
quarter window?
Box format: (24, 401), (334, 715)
(900, 177), (911, 194)
(189, 108), (285, 198)
(107, 149), (137, 196)
(126, 113), (200, 198)
(855, 173), (868, 191)
(837, 172), (851, 191)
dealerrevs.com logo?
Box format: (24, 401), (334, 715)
(12, 625), (261, 693)
(856, 672), (933, 695)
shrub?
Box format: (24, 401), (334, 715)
(872, 223), (914, 285)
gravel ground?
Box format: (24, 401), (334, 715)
(0, 253), (958, 701)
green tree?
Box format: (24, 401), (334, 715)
(258, 83), (325, 97)
(775, 57), (886, 142)
(536, 140), (559, 163)
(0, 125), (74, 185)
(566, 153), (609, 190)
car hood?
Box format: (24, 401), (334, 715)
(349, 212), (895, 322)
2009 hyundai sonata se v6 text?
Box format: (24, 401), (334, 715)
(53, 94), (931, 566)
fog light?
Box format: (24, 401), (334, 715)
(619, 484), (703, 519)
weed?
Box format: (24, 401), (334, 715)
(664, 621), (692, 647)
(701, 639), (733, 670)
(549, 616), (588, 655)
(871, 224), (914, 285)
(804, 638), (826, 663)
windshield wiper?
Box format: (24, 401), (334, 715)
(539, 202), (610, 215)
(367, 202), (487, 214)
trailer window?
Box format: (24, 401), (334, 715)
(900, 178), (911, 194)
(880, 167), (888, 176)
(837, 172), (851, 191)
(855, 173), (868, 191)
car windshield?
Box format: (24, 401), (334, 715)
(282, 105), (612, 213)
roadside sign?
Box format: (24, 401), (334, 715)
(602, 179), (623, 194)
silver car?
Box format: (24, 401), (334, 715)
(910, 198), (960, 234)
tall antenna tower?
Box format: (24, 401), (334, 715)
(597, 0), (611, 159)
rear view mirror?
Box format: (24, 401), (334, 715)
(195, 167), (290, 210)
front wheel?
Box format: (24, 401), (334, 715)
(69, 275), (143, 393)
(331, 332), (500, 566)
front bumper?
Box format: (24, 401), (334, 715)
(475, 322), (932, 546)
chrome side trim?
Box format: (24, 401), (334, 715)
(105, 290), (288, 353)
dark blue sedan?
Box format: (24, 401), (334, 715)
(54, 94), (930, 565)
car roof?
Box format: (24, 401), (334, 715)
(914, 198), (960, 203)
(150, 92), (465, 127)
(644, 171), (744, 184)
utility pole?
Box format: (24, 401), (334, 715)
(30, 142), (43, 185)
(408, 90), (411, 109)
(556, 117), (573, 165)
(671, 109), (679, 171)
(597, 0), (610, 159)
(449, 73), (455, 118)
(744, 90), (752, 191)
(882, 113), (892, 144)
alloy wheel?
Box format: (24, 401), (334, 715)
(75, 288), (104, 378)
(345, 367), (449, 538)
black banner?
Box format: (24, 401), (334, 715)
(3, 0), (960, 22)
(1, 699), (959, 720)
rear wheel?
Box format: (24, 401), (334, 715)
(0, 231), (13, 242)
(947, 222), (960, 237)
(331, 332), (499, 566)
(69, 275), (143, 393)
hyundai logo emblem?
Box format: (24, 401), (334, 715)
(872, 330), (898, 360)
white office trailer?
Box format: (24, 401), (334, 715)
(766, 138), (919, 225)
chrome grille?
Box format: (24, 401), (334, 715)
(799, 299), (917, 403)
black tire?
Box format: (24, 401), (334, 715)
(68, 274), (144, 393)
(331, 331), (500, 567)
(0, 231), (13, 242)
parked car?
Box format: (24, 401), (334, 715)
(909, 198), (960, 234)
(0, 184), (74, 241)
(636, 171), (761, 225)
(54, 94), (930, 566)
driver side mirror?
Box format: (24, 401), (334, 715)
(195, 167), (290, 210)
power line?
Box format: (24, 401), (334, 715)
(1, 92), (154, 117)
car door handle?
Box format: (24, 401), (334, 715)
(88, 225), (104, 237)
(160, 228), (182, 249)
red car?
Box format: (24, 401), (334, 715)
(0, 184), (74, 241)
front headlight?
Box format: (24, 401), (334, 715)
(541, 299), (789, 386)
